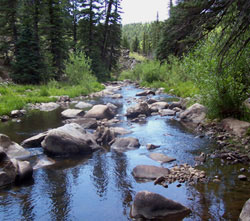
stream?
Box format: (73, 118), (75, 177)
(0, 83), (249, 220)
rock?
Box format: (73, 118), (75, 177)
(75, 101), (93, 109)
(0, 134), (30, 159)
(94, 126), (116, 145)
(38, 102), (60, 112)
(240, 168), (246, 172)
(238, 174), (247, 181)
(106, 103), (118, 112)
(159, 109), (176, 116)
(149, 102), (169, 112)
(57, 95), (70, 102)
(221, 118), (250, 137)
(21, 132), (47, 148)
(213, 179), (221, 183)
(41, 123), (100, 156)
(63, 118), (97, 129)
(110, 127), (132, 136)
(169, 101), (182, 109)
(149, 153), (176, 163)
(131, 191), (191, 220)
(132, 165), (170, 180)
(136, 90), (155, 96)
(33, 157), (55, 170)
(13, 159), (33, 182)
(194, 152), (206, 163)
(179, 103), (207, 125)
(111, 94), (123, 99)
(0, 115), (10, 122)
(0, 171), (13, 187)
(244, 98), (250, 110)
(155, 87), (165, 94)
(154, 176), (166, 185)
(126, 102), (151, 118)
(61, 109), (85, 119)
(84, 105), (115, 120)
(10, 110), (25, 118)
(239, 198), (250, 221)
(146, 144), (160, 150)
(147, 98), (158, 104)
(111, 137), (140, 151)
(0, 151), (8, 162)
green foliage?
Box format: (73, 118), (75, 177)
(129, 52), (146, 62)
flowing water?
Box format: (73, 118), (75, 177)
(0, 84), (249, 220)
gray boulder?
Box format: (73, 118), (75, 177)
(179, 103), (207, 125)
(84, 105), (115, 120)
(221, 118), (250, 137)
(239, 198), (250, 221)
(111, 137), (140, 151)
(110, 127), (132, 136)
(132, 165), (170, 180)
(41, 123), (100, 156)
(11, 159), (33, 182)
(75, 101), (93, 109)
(149, 153), (176, 163)
(131, 191), (191, 220)
(126, 102), (151, 118)
(0, 134), (30, 159)
(21, 132), (48, 148)
(61, 109), (85, 119)
(169, 101), (182, 109)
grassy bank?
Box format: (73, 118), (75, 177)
(119, 31), (250, 120)
(0, 81), (104, 116)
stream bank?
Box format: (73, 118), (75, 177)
(0, 81), (249, 220)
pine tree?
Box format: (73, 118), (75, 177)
(132, 36), (139, 52)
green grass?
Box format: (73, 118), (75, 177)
(129, 52), (147, 62)
(0, 81), (104, 116)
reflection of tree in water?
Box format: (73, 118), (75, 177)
(186, 159), (250, 220)
(42, 168), (72, 221)
(91, 151), (109, 199)
(111, 151), (134, 215)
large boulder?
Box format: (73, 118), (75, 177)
(61, 109), (85, 119)
(21, 132), (48, 148)
(239, 198), (250, 221)
(11, 159), (33, 182)
(149, 153), (176, 163)
(111, 137), (140, 151)
(63, 118), (97, 129)
(132, 165), (170, 180)
(84, 105), (115, 120)
(126, 102), (151, 118)
(131, 191), (191, 220)
(0, 134), (30, 159)
(179, 103), (207, 125)
(221, 118), (250, 137)
(136, 90), (155, 96)
(41, 123), (100, 156)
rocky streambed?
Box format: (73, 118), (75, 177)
(0, 80), (249, 220)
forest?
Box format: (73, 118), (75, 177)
(0, 0), (250, 120)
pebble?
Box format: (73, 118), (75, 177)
(238, 175), (247, 181)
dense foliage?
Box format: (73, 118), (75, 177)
(0, 0), (122, 83)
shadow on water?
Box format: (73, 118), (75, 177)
(0, 84), (249, 220)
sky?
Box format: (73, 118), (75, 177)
(121, 0), (174, 24)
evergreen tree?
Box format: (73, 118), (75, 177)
(132, 36), (139, 52)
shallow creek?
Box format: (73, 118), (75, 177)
(0, 84), (249, 220)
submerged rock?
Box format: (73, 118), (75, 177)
(41, 123), (100, 156)
(132, 165), (170, 180)
(239, 198), (250, 221)
(84, 105), (115, 120)
(111, 137), (140, 151)
(131, 191), (191, 220)
(149, 153), (176, 163)
(146, 144), (160, 150)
